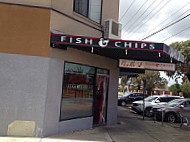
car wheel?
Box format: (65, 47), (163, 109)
(145, 107), (153, 117)
(121, 101), (126, 106)
(166, 113), (177, 123)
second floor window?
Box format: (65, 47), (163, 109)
(74, 0), (102, 23)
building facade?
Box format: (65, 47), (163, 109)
(0, 0), (120, 137)
(0, 0), (184, 138)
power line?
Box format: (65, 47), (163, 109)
(120, 0), (136, 21)
(140, 1), (190, 40)
(122, 0), (157, 37)
(127, 0), (169, 37)
(141, 9), (190, 40)
(128, 0), (172, 38)
(122, 0), (157, 35)
(141, 13), (190, 40)
(122, 0), (148, 30)
(156, 9), (190, 41)
(162, 26), (190, 42)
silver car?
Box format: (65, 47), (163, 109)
(154, 99), (190, 123)
(131, 95), (183, 117)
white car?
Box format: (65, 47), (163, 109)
(131, 95), (183, 117)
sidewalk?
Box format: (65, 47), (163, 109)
(0, 106), (189, 142)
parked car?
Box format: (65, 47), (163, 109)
(118, 92), (148, 106)
(131, 95), (183, 117)
(154, 98), (190, 123)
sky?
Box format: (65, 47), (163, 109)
(119, 0), (190, 86)
(119, 0), (190, 45)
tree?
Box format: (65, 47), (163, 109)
(181, 82), (190, 98)
(120, 76), (131, 94)
(133, 71), (168, 95)
(168, 84), (181, 95)
(132, 84), (140, 90)
(168, 40), (190, 82)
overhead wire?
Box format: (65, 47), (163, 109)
(128, 0), (172, 39)
(155, 8), (190, 42)
(126, 0), (167, 36)
(141, 9), (190, 40)
(120, 0), (136, 21)
(122, 0), (157, 37)
(162, 25), (190, 42)
(122, 0), (149, 30)
(141, 13), (190, 40)
(140, 1), (190, 40)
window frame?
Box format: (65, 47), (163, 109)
(73, 0), (103, 24)
(59, 61), (109, 122)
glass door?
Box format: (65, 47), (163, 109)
(93, 69), (109, 126)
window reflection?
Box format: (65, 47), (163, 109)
(60, 62), (95, 121)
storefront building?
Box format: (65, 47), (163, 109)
(0, 0), (183, 137)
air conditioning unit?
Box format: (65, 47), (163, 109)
(104, 19), (122, 39)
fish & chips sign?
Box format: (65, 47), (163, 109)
(51, 33), (164, 51)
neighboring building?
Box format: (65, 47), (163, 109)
(0, 0), (183, 137)
(153, 87), (169, 95)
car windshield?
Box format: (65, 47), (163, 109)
(122, 92), (133, 97)
(118, 92), (130, 98)
(167, 99), (184, 107)
(144, 96), (158, 102)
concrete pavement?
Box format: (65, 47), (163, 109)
(0, 106), (189, 142)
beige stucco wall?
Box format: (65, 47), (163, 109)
(51, 0), (103, 31)
(0, 0), (120, 39)
(52, 0), (73, 15)
(102, 0), (120, 22)
(50, 0), (119, 37)
(51, 0), (119, 35)
(0, 4), (51, 57)
(50, 11), (102, 37)
(0, 0), (51, 7)
(50, 48), (117, 69)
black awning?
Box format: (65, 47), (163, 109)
(50, 32), (184, 64)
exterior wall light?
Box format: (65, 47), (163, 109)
(91, 47), (94, 53)
(158, 52), (161, 57)
(125, 49), (128, 55)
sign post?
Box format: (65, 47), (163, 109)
(142, 79), (146, 120)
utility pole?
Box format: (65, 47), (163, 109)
(142, 78), (146, 120)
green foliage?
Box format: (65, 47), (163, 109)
(181, 82), (190, 98)
(132, 71), (168, 94)
(118, 87), (126, 92)
(118, 87), (123, 92)
(120, 76), (130, 87)
(169, 40), (190, 82)
(119, 76), (131, 93)
(168, 84), (181, 94)
(132, 84), (140, 90)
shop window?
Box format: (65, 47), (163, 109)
(60, 62), (95, 121)
(74, 0), (102, 23)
